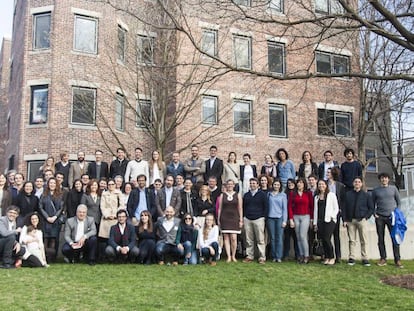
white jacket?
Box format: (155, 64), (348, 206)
(314, 192), (339, 223)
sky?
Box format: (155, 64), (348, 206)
(0, 1), (14, 46)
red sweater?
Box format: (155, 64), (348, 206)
(288, 191), (314, 220)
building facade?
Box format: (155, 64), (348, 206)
(0, 0), (362, 181)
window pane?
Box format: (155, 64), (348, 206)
(72, 87), (96, 125)
(74, 16), (97, 54)
(268, 42), (284, 74)
(269, 0), (283, 12)
(317, 109), (334, 136)
(315, 0), (329, 13)
(27, 161), (44, 183)
(331, 0), (344, 14)
(30, 86), (48, 124)
(202, 96), (218, 124)
(115, 94), (124, 131)
(138, 36), (153, 64)
(335, 112), (351, 136)
(201, 30), (217, 56)
(33, 13), (51, 49)
(269, 104), (286, 137)
(234, 100), (252, 134)
(365, 149), (377, 172)
(233, 0), (251, 6)
(234, 36), (251, 69)
(316, 52), (331, 73)
(136, 100), (152, 127)
(118, 26), (126, 62)
(333, 55), (349, 74)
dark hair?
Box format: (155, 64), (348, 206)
(272, 177), (283, 193)
(117, 147), (125, 153)
(243, 153), (251, 159)
(122, 182), (133, 193)
(285, 178), (296, 194)
(44, 177), (62, 198)
(136, 174), (147, 181)
(153, 178), (162, 184)
(85, 179), (99, 195)
(296, 177), (308, 191)
(308, 174), (318, 180)
(208, 176), (217, 182)
(71, 179), (83, 192)
(259, 174), (273, 188)
(20, 181), (34, 195)
(209, 145), (217, 151)
(138, 210), (153, 233)
(227, 152), (237, 163)
(24, 212), (42, 228)
(377, 172), (391, 180)
(135, 147), (143, 152)
(316, 179), (330, 196)
(301, 151), (313, 163)
(81, 173), (90, 179)
(182, 213), (194, 224)
(329, 167), (340, 181)
(55, 171), (64, 178)
(275, 148), (289, 161)
(249, 177), (259, 183)
(116, 209), (128, 218)
(324, 150), (333, 157)
(0, 173), (8, 190)
(353, 176), (363, 182)
(344, 148), (355, 157)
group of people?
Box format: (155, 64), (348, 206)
(0, 145), (405, 268)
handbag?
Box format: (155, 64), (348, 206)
(312, 236), (324, 256)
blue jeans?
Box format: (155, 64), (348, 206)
(177, 241), (198, 264)
(267, 217), (284, 260)
(200, 242), (219, 261)
(155, 241), (179, 262)
(293, 215), (310, 257)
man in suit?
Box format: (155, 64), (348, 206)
(62, 204), (97, 265)
(127, 174), (156, 224)
(203, 145), (223, 189)
(68, 151), (89, 188)
(156, 175), (181, 217)
(110, 148), (129, 179)
(105, 209), (139, 262)
(87, 150), (109, 180)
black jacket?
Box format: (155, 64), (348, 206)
(342, 190), (374, 222)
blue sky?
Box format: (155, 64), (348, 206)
(0, 1), (14, 46)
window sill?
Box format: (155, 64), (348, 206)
(27, 124), (48, 128)
(233, 133), (255, 138)
(71, 50), (99, 58)
(69, 124), (97, 130)
(29, 49), (51, 55)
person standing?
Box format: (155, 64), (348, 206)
(342, 177), (374, 266)
(110, 148), (129, 179)
(55, 152), (71, 188)
(87, 150), (109, 181)
(166, 152), (185, 180)
(372, 172), (403, 268)
(318, 150), (339, 180)
(275, 148), (295, 187)
(184, 145), (204, 191)
(240, 153), (257, 195)
(124, 147), (149, 185)
(340, 148), (362, 191)
(203, 145), (224, 189)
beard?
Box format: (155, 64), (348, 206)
(78, 157), (84, 162)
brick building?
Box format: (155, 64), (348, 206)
(0, 0), (362, 181)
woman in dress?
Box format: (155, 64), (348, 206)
(38, 177), (64, 261)
(218, 179), (242, 262)
(275, 148), (296, 187)
(136, 210), (156, 264)
(194, 185), (214, 228)
(267, 178), (287, 262)
(298, 151), (318, 179)
(313, 179), (339, 265)
(99, 178), (122, 240)
(198, 213), (219, 266)
(14, 181), (39, 227)
(288, 177), (314, 264)
(149, 150), (166, 186)
(66, 179), (84, 218)
(176, 213), (198, 265)
(19, 212), (48, 267)
(0, 173), (12, 216)
(222, 152), (240, 193)
(260, 154), (277, 179)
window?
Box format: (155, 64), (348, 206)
(33, 12), (51, 49)
(202, 96), (218, 125)
(233, 0), (251, 6)
(318, 109), (352, 137)
(118, 25), (127, 62)
(136, 99), (152, 127)
(71, 87), (96, 125)
(233, 99), (252, 134)
(137, 35), (154, 64)
(269, 104), (287, 137)
(268, 41), (285, 74)
(315, 0), (343, 14)
(74, 15), (98, 54)
(30, 85), (48, 124)
(365, 149), (377, 173)
(27, 161), (44, 182)
(115, 93), (125, 131)
(365, 111), (375, 132)
(233, 35), (251, 69)
(316, 51), (349, 74)
(201, 29), (217, 56)
(269, 0), (283, 12)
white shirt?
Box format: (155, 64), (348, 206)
(75, 220), (85, 242)
(162, 218), (175, 232)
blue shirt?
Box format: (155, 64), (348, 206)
(135, 189), (148, 219)
(268, 192), (287, 223)
(277, 160), (296, 185)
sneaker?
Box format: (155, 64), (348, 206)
(347, 258), (355, 266)
(243, 258), (253, 263)
(276, 259), (282, 263)
(258, 259), (266, 264)
(377, 259), (387, 267)
(362, 260), (371, 267)
(395, 260), (404, 269)
(158, 261), (165, 265)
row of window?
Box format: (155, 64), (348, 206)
(232, 0), (344, 14)
(32, 10), (350, 75)
(30, 85), (352, 138)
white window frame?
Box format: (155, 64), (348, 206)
(269, 103), (287, 137)
(73, 15), (98, 54)
(71, 87), (96, 126)
(233, 0), (251, 6)
(233, 99), (252, 134)
(30, 85), (49, 125)
(201, 29), (218, 57)
(33, 12), (51, 50)
(315, 0), (344, 14)
(269, 0), (283, 13)
(233, 35), (252, 70)
(201, 95), (218, 125)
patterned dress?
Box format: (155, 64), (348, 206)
(219, 192), (241, 234)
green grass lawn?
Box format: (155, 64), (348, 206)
(0, 260), (412, 311)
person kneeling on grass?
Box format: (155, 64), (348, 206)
(176, 213), (198, 265)
(62, 204), (98, 265)
(198, 213), (219, 266)
(155, 206), (181, 265)
(105, 209), (139, 263)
